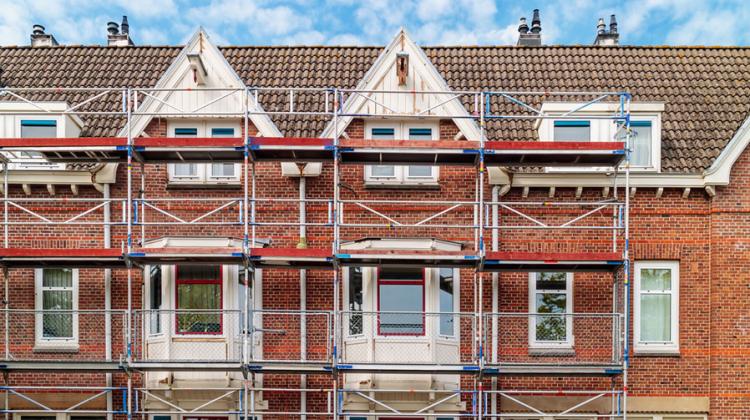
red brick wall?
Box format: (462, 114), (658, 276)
(0, 116), (743, 418)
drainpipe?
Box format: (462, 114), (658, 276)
(298, 176), (307, 420)
(104, 184), (113, 420)
(490, 185), (500, 416)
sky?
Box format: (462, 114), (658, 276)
(0, 0), (749, 47)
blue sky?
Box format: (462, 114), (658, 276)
(1, 0), (748, 47)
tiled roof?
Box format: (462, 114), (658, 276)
(2, 44), (750, 173)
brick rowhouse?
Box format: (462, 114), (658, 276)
(0, 21), (747, 420)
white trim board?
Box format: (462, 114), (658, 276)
(120, 28), (282, 139)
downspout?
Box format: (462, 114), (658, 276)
(490, 185), (500, 416)
(104, 184), (113, 420)
(298, 176), (307, 420)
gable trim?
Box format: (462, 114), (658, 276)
(703, 113), (750, 186)
(320, 29), (481, 141)
(119, 28), (282, 139)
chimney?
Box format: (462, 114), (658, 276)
(594, 14), (619, 46)
(517, 9), (542, 46)
(30, 24), (58, 47)
(107, 16), (134, 46)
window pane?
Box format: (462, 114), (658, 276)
(379, 280), (423, 335)
(348, 267), (363, 335)
(370, 128), (395, 178)
(641, 268), (671, 291)
(238, 270), (253, 331)
(177, 266), (221, 334)
(379, 267), (423, 281)
(630, 122), (652, 166)
(371, 165), (396, 177)
(371, 128), (395, 139)
(174, 128), (198, 137)
(408, 127), (432, 140)
(640, 294), (671, 342)
(177, 284), (221, 333)
(211, 128), (235, 136)
(535, 272), (566, 290)
(149, 266), (162, 334)
(21, 121), (56, 138)
(174, 163), (198, 177)
(43, 268), (73, 288)
(439, 268), (455, 336)
(179, 265), (221, 281)
(407, 166), (432, 177)
(211, 163), (236, 177)
(553, 121), (590, 142)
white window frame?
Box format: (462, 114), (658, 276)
(167, 121), (241, 185)
(364, 121), (439, 185)
(10, 115), (67, 171)
(343, 266), (460, 339)
(538, 102), (663, 172)
(634, 260), (680, 354)
(34, 268), (79, 349)
(528, 272), (574, 349)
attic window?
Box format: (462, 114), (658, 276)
(211, 128), (235, 136)
(175, 128), (198, 137)
(21, 119), (57, 137)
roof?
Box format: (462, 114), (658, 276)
(1, 44), (750, 173)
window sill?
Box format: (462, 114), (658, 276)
(529, 346), (575, 356)
(364, 182), (440, 190)
(34, 343), (79, 353)
(167, 182), (242, 190)
(633, 347), (680, 357)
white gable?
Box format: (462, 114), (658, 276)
(322, 29), (481, 141)
(122, 28), (281, 138)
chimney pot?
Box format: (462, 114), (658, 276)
(593, 14), (619, 46)
(32, 24), (45, 36)
(107, 22), (119, 36)
(597, 18), (606, 34)
(530, 9), (542, 34)
(121, 16), (129, 35)
(518, 17), (529, 34)
(609, 14), (618, 34)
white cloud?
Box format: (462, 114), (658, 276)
(327, 33), (363, 45)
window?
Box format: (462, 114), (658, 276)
(377, 267), (424, 335)
(167, 123), (240, 184)
(529, 272), (573, 348)
(553, 120), (591, 142)
(175, 265), (222, 335)
(12, 119), (64, 169)
(35, 268), (78, 346)
(634, 261), (679, 353)
(171, 127), (199, 180)
(438, 268), (455, 337)
(364, 122), (438, 185)
(624, 121), (653, 167)
(348, 267), (364, 335)
(149, 266), (163, 335)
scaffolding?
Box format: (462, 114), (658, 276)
(0, 85), (632, 419)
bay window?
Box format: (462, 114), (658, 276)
(175, 265), (222, 334)
(634, 261), (679, 353)
(528, 272), (573, 348)
(365, 122), (438, 185)
(377, 267), (425, 335)
(35, 268), (78, 346)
